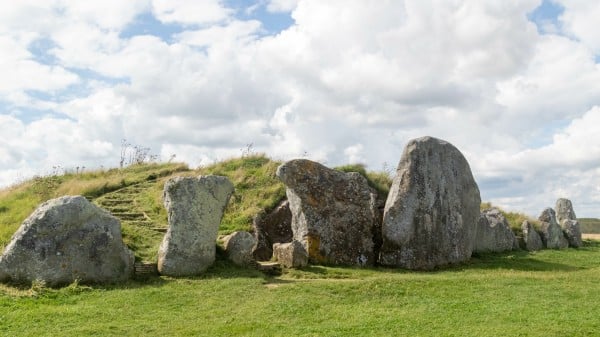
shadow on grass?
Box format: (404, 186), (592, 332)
(463, 249), (582, 272)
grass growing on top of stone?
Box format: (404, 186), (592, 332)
(1, 240), (600, 336)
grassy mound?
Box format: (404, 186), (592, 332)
(0, 155), (392, 262)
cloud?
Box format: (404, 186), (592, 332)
(151, 0), (231, 25)
(266, 0), (300, 13)
(1, 0), (599, 217)
(558, 0), (600, 54)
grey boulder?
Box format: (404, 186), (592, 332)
(561, 219), (583, 248)
(223, 231), (257, 267)
(380, 136), (481, 270)
(538, 208), (568, 249)
(276, 159), (379, 266)
(473, 208), (518, 253)
(158, 175), (234, 277)
(555, 198), (577, 223)
(252, 200), (293, 261)
(555, 198), (582, 248)
(0, 196), (134, 286)
(521, 220), (543, 251)
(273, 240), (308, 268)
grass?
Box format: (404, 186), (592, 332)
(0, 163), (189, 252)
(1, 157), (600, 335)
(1, 241), (599, 336)
(579, 218), (600, 233)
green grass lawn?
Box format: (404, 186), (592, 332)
(1, 240), (599, 337)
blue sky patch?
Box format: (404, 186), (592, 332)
(226, 0), (294, 35)
(28, 37), (59, 65)
(120, 11), (186, 43)
(527, 0), (564, 34)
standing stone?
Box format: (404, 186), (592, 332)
(252, 200), (293, 261)
(473, 208), (518, 253)
(555, 198), (582, 248)
(276, 159), (379, 266)
(380, 136), (481, 270)
(555, 198), (577, 223)
(538, 208), (568, 249)
(222, 231), (257, 267)
(561, 219), (583, 248)
(273, 240), (308, 268)
(521, 220), (543, 251)
(0, 196), (134, 286)
(158, 176), (234, 277)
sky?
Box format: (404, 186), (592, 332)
(1, 0), (599, 217)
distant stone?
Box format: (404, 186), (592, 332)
(276, 159), (379, 266)
(380, 136), (481, 270)
(561, 219), (583, 248)
(158, 175), (234, 277)
(223, 231), (257, 267)
(273, 241), (308, 268)
(473, 208), (518, 253)
(538, 208), (568, 249)
(0, 196), (134, 286)
(521, 220), (543, 251)
(252, 200), (293, 261)
(555, 198), (577, 223)
(555, 198), (582, 248)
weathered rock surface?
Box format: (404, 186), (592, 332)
(473, 208), (518, 253)
(555, 198), (582, 248)
(555, 198), (577, 223)
(0, 196), (134, 286)
(276, 159), (379, 266)
(561, 219), (583, 248)
(380, 136), (481, 270)
(538, 208), (568, 249)
(521, 220), (543, 251)
(273, 240), (308, 268)
(252, 200), (293, 261)
(223, 231), (256, 266)
(158, 175), (234, 277)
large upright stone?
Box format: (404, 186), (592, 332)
(521, 220), (543, 251)
(252, 200), (293, 261)
(538, 208), (568, 249)
(555, 198), (582, 248)
(276, 159), (379, 266)
(473, 208), (518, 253)
(0, 196), (134, 286)
(380, 136), (481, 270)
(158, 175), (234, 277)
(555, 198), (577, 223)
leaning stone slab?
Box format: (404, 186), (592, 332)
(555, 198), (582, 248)
(0, 196), (134, 286)
(561, 219), (583, 248)
(252, 200), (293, 261)
(521, 220), (543, 251)
(276, 159), (379, 266)
(223, 231), (256, 267)
(380, 136), (481, 270)
(158, 175), (234, 277)
(473, 208), (518, 253)
(538, 208), (568, 249)
(273, 240), (308, 268)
